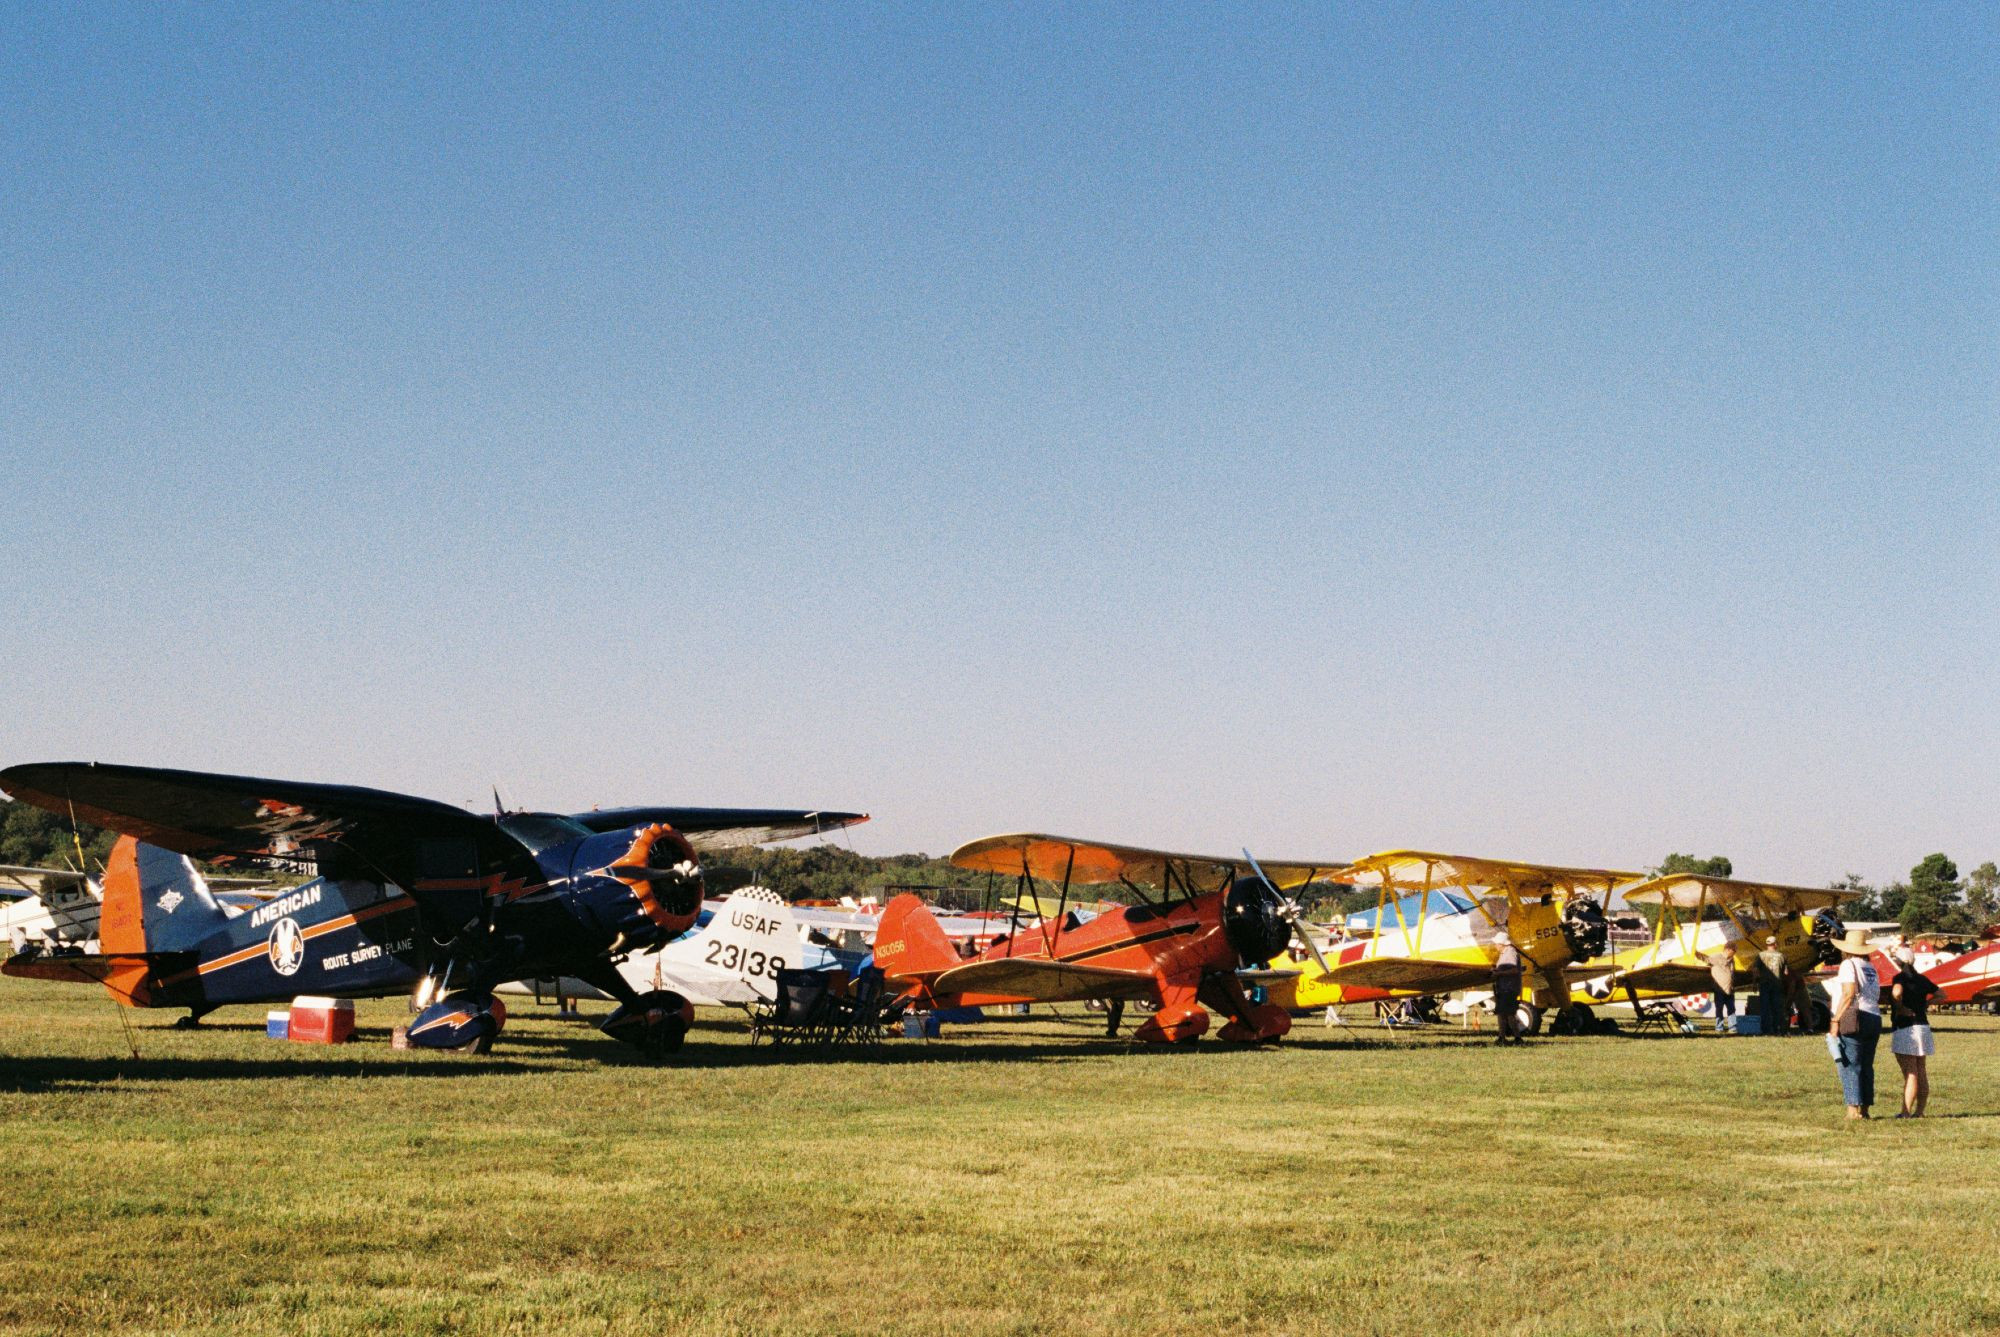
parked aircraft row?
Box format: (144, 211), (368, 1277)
(3, 760), (1989, 1057)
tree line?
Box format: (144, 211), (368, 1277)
(4, 801), (1993, 937)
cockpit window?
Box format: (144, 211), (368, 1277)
(497, 812), (595, 854)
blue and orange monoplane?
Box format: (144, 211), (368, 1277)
(874, 833), (1341, 1044)
(0, 761), (864, 1055)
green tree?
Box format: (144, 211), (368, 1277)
(1827, 873), (1877, 918)
(1964, 861), (1999, 927)
(1655, 853), (1732, 878)
(1900, 852), (1968, 935)
(0, 800), (114, 870)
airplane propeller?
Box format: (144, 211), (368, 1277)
(1243, 848), (1334, 977)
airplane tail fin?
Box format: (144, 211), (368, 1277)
(654, 885), (800, 1003)
(97, 836), (231, 956)
(872, 893), (959, 983)
(6, 837), (232, 1006)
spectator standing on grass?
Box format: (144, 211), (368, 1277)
(1706, 945), (1737, 1034)
(1887, 944), (1940, 1119)
(1826, 928), (1882, 1120)
(1755, 935), (1789, 1035)
(1492, 941), (1524, 1045)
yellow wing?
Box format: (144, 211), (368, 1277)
(949, 833), (1341, 893)
(1622, 873), (1862, 914)
(1322, 956), (1496, 994)
(1339, 849), (1644, 897)
(1604, 962), (1720, 996)
(930, 957), (1161, 1004)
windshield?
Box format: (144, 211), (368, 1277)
(497, 812), (595, 854)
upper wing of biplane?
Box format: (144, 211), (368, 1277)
(1621, 873), (1862, 915)
(1338, 849), (1645, 898)
(0, 762), (541, 894)
(569, 806), (869, 852)
(929, 956), (1162, 1004)
(949, 833), (1342, 894)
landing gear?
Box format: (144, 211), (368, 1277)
(173, 1006), (216, 1029)
(581, 963), (691, 1059)
(1548, 1003), (1595, 1037)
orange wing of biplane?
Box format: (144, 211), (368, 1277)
(949, 833), (1338, 892)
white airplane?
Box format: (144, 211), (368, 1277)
(500, 886), (822, 1009)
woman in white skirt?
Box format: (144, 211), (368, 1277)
(1887, 944), (1941, 1118)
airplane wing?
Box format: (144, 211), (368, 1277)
(0, 864), (90, 899)
(1340, 849), (1644, 897)
(1622, 874), (1861, 914)
(568, 807), (869, 852)
(790, 904), (995, 940)
(949, 833), (1342, 893)
(930, 956), (1161, 1003)
(0, 762), (541, 896)
(1322, 955), (1496, 994)
(1599, 962), (1718, 996)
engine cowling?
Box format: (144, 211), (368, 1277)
(1560, 898), (1610, 959)
(1222, 875), (1291, 967)
(572, 824), (705, 943)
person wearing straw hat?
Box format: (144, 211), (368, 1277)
(1887, 944), (1940, 1118)
(1825, 927), (1882, 1119)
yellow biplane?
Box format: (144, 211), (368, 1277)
(1273, 850), (1645, 1031)
(1572, 872), (1861, 1014)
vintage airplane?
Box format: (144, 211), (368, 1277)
(1299, 850), (1643, 1033)
(1895, 939), (2000, 1010)
(0, 761), (864, 1054)
(2, 863), (101, 953)
(873, 833), (1343, 1044)
(1572, 872), (1859, 1011)
(498, 885), (827, 1009)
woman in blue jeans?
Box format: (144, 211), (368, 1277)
(1826, 928), (1882, 1119)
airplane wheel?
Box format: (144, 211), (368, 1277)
(1518, 1005), (1543, 1036)
(643, 1015), (688, 1060)
(1550, 1004), (1594, 1037)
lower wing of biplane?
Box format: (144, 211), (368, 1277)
(875, 832), (1344, 1044)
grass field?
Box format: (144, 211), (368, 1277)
(2, 981), (1997, 1337)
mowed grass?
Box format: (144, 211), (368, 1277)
(2, 982), (1998, 1337)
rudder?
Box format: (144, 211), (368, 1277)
(98, 836), (231, 955)
(872, 893), (959, 984)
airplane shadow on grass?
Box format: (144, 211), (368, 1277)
(0, 1052), (566, 1092)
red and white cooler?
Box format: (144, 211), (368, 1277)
(287, 996), (356, 1044)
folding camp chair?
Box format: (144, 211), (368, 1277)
(830, 967), (887, 1044)
(750, 968), (838, 1047)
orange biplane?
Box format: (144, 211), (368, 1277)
(874, 834), (1341, 1044)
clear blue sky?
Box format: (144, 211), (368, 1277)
(4, 5), (1994, 886)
